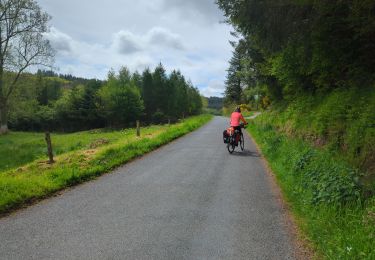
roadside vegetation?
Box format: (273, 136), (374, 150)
(248, 112), (374, 259)
(217, 1), (375, 258)
(0, 114), (212, 214)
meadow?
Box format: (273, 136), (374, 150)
(0, 126), (163, 172)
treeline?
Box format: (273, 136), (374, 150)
(201, 96), (224, 116)
(207, 97), (223, 110)
(217, 1), (375, 105)
(9, 64), (202, 132)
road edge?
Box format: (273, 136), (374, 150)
(246, 130), (316, 260)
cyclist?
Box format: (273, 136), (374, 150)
(230, 106), (248, 142)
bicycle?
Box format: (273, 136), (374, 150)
(226, 123), (246, 154)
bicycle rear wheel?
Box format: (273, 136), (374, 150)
(227, 137), (235, 154)
(240, 133), (244, 151)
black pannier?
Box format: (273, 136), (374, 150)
(223, 130), (229, 143)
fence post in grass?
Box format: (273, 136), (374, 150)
(136, 120), (140, 137)
(44, 131), (54, 164)
(168, 118), (171, 126)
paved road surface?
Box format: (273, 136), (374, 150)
(0, 117), (294, 259)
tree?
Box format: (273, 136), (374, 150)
(224, 41), (245, 105)
(141, 68), (154, 120)
(171, 70), (188, 118)
(98, 71), (144, 128)
(186, 82), (202, 115)
(152, 63), (168, 115)
(0, 0), (54, 133)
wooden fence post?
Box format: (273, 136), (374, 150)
(136, 120), (140, 137)
(44, 131), (54, 164)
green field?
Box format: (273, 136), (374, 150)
(0, 127), (165, 173)
(0, 115), (212, 213)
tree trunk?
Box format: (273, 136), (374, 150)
(0, 103), (8, 134)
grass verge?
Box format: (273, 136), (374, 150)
(248, 120), (374, 259)
(0, 114), (212, 214)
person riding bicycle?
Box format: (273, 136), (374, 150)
(230, 106), (248, 136)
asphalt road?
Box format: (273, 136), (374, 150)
(0, 116), (294, 260)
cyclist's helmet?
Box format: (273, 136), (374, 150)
(235, 106), (241, 113)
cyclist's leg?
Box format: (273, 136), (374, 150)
(234, 126), (241, 145)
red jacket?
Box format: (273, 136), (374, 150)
(230, 112), (247, 127)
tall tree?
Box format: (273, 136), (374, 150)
(172, 70), (188, 118)
(0, 0), (54, 133)
(224, 41), (244, 105)
(152, 63), (168, 114)
(141, 68), (154, 120)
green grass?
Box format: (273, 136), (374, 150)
(242, 110), (255, 118)
(260, 87), (375, 181)
(0, 128), (153, 172)
(0, 115), (213, 214)
(248, 119), (375, 259)
(202, 108), (223, 116)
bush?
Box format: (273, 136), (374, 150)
(152, 110), (166, 124)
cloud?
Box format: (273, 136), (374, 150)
(148, 27), (184, 50)
(161, 0), (222, 24)
(112, 27), (185, 55)
(43, 27), (73, 55)
(113, 31), (142, 54)
(201, 79), (225, 97)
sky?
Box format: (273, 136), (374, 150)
(37, 0), (234, 97)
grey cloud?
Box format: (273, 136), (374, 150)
(161, 0), (223, 23)
(114, 31), (142, 54)
(148, 27), (184, 50)
(113, 27), (185, 55)
(43, 27), (73, 54)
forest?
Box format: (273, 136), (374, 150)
(7, 64), (203, 132)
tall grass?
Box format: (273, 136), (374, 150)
(248, 119), (375, 259)
(259, 87), (375, 184)
(0, 115), (212, 214)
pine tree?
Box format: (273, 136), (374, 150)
(141, 68), (154, 120)
(224, 42), (244, 105)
